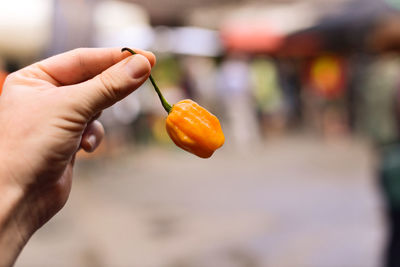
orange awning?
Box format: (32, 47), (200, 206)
(220, 21), (283, 54)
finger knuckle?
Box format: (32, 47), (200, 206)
(98, 71), (120, 100)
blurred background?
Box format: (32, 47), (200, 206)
(2, 0), (400, 266)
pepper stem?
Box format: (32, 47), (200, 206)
(122, 47), (172, 113)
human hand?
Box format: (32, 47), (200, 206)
(0, 47), (155, 266)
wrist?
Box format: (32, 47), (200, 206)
(0, 165), (30, 266)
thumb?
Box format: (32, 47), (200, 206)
(69, 53), (151, 118)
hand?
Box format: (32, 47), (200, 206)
(0, 47), (155, 266)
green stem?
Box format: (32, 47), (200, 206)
(121, 47), (172, 113)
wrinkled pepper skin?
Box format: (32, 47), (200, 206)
(166, 99), (225, 158)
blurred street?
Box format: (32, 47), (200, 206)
(2, 0), (400, 266)
(16, 135), (384, 267)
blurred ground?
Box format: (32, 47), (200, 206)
(16, 135), (384, 267)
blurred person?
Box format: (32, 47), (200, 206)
(362, 54), (400, 267)
(357, 55), (400, 145)
(217, 52), (260, 149)
(0, 47), (155, 266)
(379, 140), (400, 267)
(180, 56), (219, 112)
(277, 59), (302, 129)
(345, 55), (372, 132)
(250, 57), (285, 138)
(356, 53), (400, 267)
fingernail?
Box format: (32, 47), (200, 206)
(87, 134), (97, 152)
(125, 54), (151, 79)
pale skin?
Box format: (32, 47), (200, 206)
(0, 47), (155, 266)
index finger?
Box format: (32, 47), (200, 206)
(31, 47), (156, 86)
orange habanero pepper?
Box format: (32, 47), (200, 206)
(122, 48), (225, 158)
(166, 99), (224, 158)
